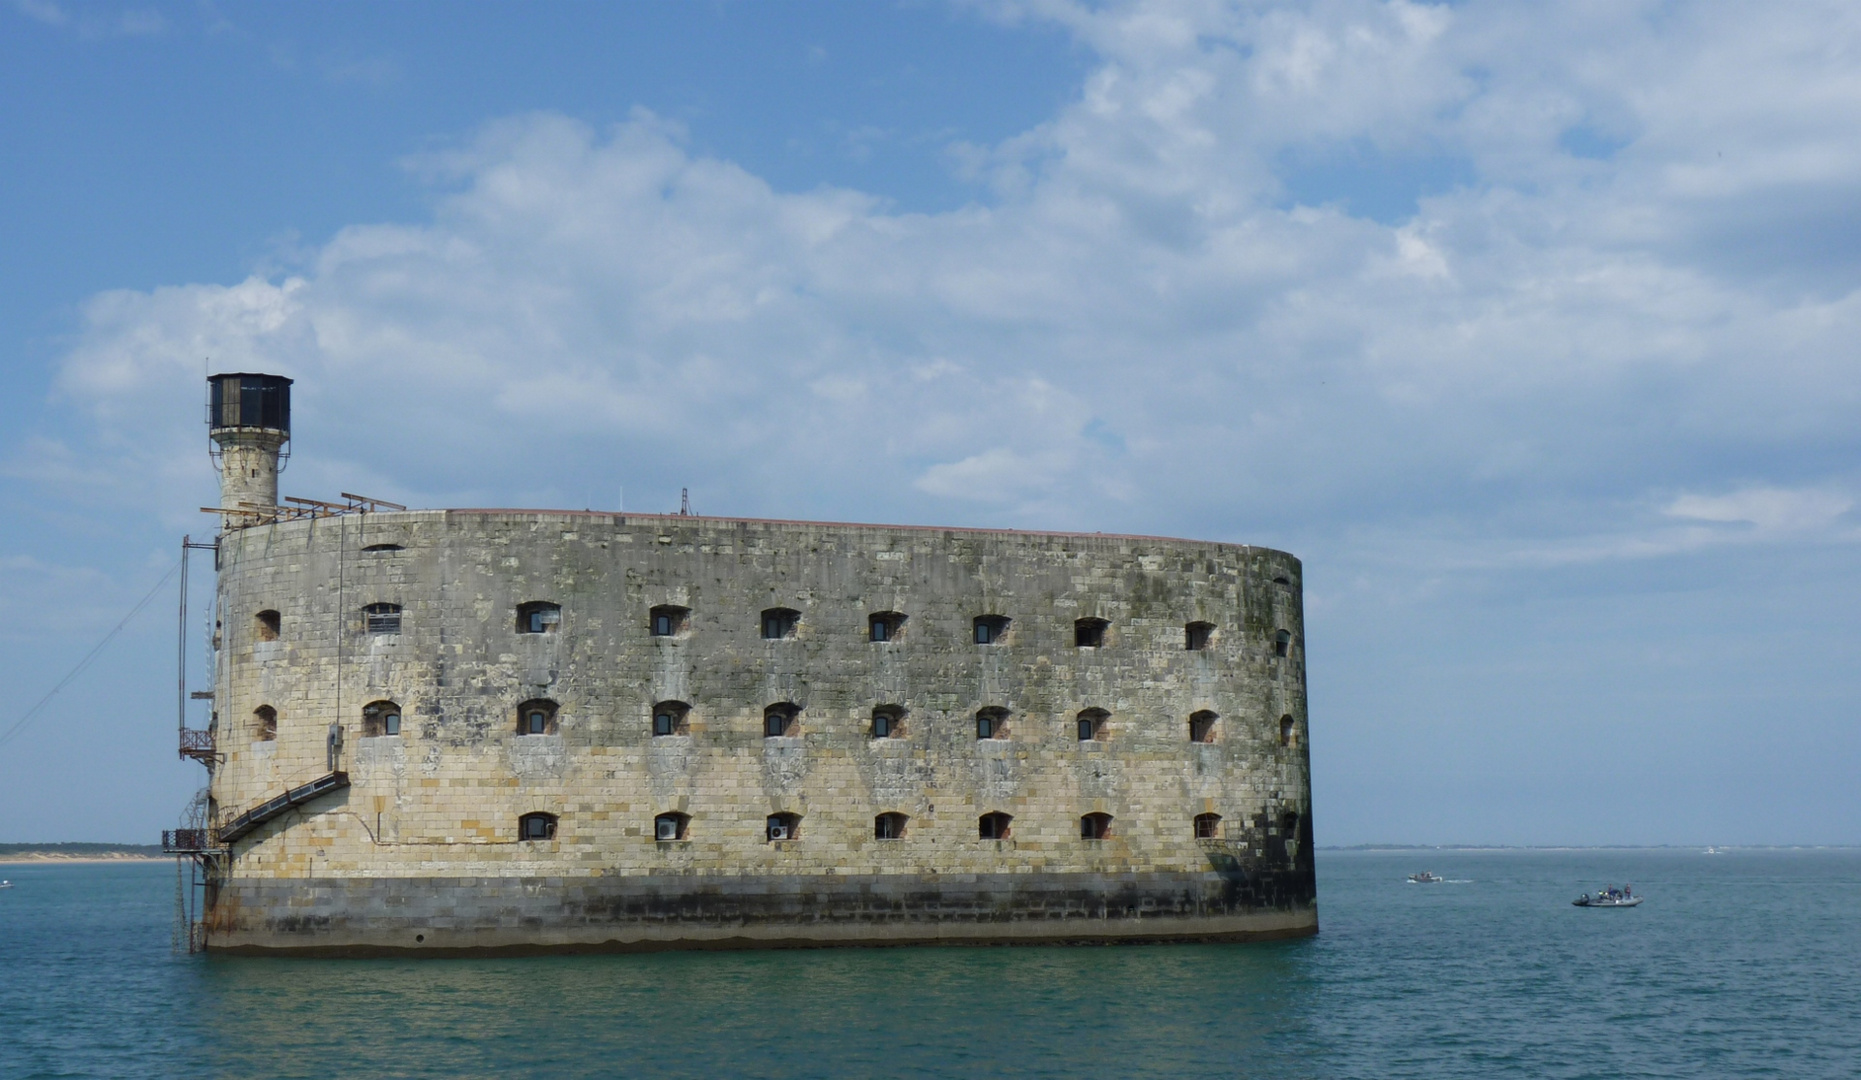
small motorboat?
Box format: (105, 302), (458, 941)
(1408, 871), (1442, 883)
(1573, 885), (1641, 908)
(0, 880), (12, 889)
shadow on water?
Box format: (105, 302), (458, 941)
(195, 939), (1322, 1079)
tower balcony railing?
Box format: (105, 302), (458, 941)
(178, 727), (220, 765)
(162, 829), (215, 854)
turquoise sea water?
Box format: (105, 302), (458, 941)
(3, 849), (1857, 1079)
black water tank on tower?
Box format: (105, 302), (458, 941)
(208, 373), (292, 433)
(207, 373), (293, 521)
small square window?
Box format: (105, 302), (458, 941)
(650, 605), (689, 637)
(518, 699), (559, 735)
(654, 812), (689, 842)
(870, 707), (905, 739)
(652, 701), (689, 737)
(517, 602), (561, 634)
(364, 603), (402, 635)
(764, 703), (799, 738)
(974, 615), (1010, 645)
(761, 608), (800, 640)
(363, 699), (402, 737)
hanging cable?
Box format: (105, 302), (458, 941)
(0, 558), (182, 750)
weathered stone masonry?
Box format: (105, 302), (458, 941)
(205, 509), (1316, 953)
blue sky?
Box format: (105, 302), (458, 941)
(3, 0), (1858, 846)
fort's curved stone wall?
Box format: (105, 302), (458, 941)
(204, 510), (1315, 952)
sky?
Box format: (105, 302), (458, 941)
(2, 0), (1858, 847)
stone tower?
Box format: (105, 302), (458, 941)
(207, 373), (292, 513)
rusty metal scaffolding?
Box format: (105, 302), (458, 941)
(164, 827), (223, 954)
(199, 491), (406, 531)
(169, 536), (224, 953)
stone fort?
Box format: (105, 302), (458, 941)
(177, 373), (1316, 953)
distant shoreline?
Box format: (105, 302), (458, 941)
(0, 854), (166, 865)
(0, 844), (165, 865)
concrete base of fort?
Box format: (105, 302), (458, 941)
(206, 872), (1317, 956)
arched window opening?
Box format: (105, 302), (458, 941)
(517, 699), (559, 736)
(653, 701), (690, 737)
(254, 610), (280, 642)
(1080, 813), (1113, 840)
(1074, 618), (1108, 648)
(871, 706), (905, 739)
(761, 607), (800, 640)
(654, 812), (690, 842)
(975, 707), (1009, 741)
(517, 601), (561, 634)
(978, 812), (1013, 840)
(1280, 714), (1296, 747)
(362, 700), (401, 737)
(363, 543), (404, 553)
(363, 602), (402, 635)
(1273, 575), (1291, 587)
(1194, 813), (1222, 839)
(253, 705), (277, 741)
(764, 702), (800, 738)
(1274, 630), (1291, 657)
(973, 615), (1010, 645)
(874, 812), (908, 840)
(1189, 710), (1219, 744)
(650, 605), (689, 638)
(869, 611), (906, 643)
(518, 812), (557, 841)
(766, 812), (801, 842)
(1076, 708), (1109, 742)
(1185, 622), (1214, 651)
(1279, 811), (1301, 838)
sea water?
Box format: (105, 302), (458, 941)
(2, 849), (1856, 1079)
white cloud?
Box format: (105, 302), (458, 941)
(11, 0), (65, 26)
(1666, 487), (1854, 533)
(30, 0), (1861, 568)
(10, 0), (164, 36)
